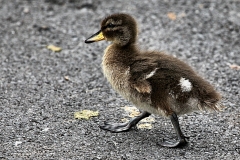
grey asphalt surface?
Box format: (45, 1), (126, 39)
(0, 0), (240, 159)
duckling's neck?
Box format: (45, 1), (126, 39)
(103, 43), (139, 64)
(102, 43), (138, 86)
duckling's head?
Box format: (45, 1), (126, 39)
(85, 13), (138, 46)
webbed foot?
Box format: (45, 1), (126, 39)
(100, 111), (151, 133)
(100, 121), (133, 133)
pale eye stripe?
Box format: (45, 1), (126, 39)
(146, 68), (158, 79)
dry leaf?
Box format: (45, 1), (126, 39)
(137, 123), (152, 129)
(64, 76), (69, 81)
(122, 106), (138, 112)
(121, 118), (128, 122)
(167, 12), (177, 20)
(229, 64), (240, 70)
(47, 45), (62, 52)
(141, 117), (155, 123)
(129, 111), (141, 117)
(74, 110), (99, 120)
(122, 106), (140, 117)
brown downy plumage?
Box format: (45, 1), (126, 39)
(85, 13), (224, 148)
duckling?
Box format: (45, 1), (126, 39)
(85, 13), (223, 148)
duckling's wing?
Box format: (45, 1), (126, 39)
(128, 55), (185, 94)
(129, 57), (159, 94)
(128, 56), (175, 113)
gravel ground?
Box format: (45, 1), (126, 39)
(0, 0), (239, 159)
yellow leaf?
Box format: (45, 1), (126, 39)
(141, 117), (155, 123)
(47, 45), (62, 52)
(229, 64), (240, 70)
(64, 76), (69, 81)
(167, 12), (177, 20)
(129, 111), (141, 117)
(121, 118), (128, 122)
(122, 106), (140, 117)
(74, 110), (99, 120)
(137, 123), (152, 129)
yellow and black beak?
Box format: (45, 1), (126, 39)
(85, 30), (105, 43)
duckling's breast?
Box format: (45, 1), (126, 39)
(102, 45), (129, 90)
(102, 55), (131, 100)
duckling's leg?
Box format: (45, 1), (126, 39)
(160, 112), (187, 148)
(100, 111), (151, 133)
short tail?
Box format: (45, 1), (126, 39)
(197, 97), (225, 112)
(203, 99), (225, 111)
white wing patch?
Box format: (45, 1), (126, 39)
(179, 77), (192, 92)
(146, 68), (158, 79)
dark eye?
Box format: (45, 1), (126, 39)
(108, 23), (115, 28)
